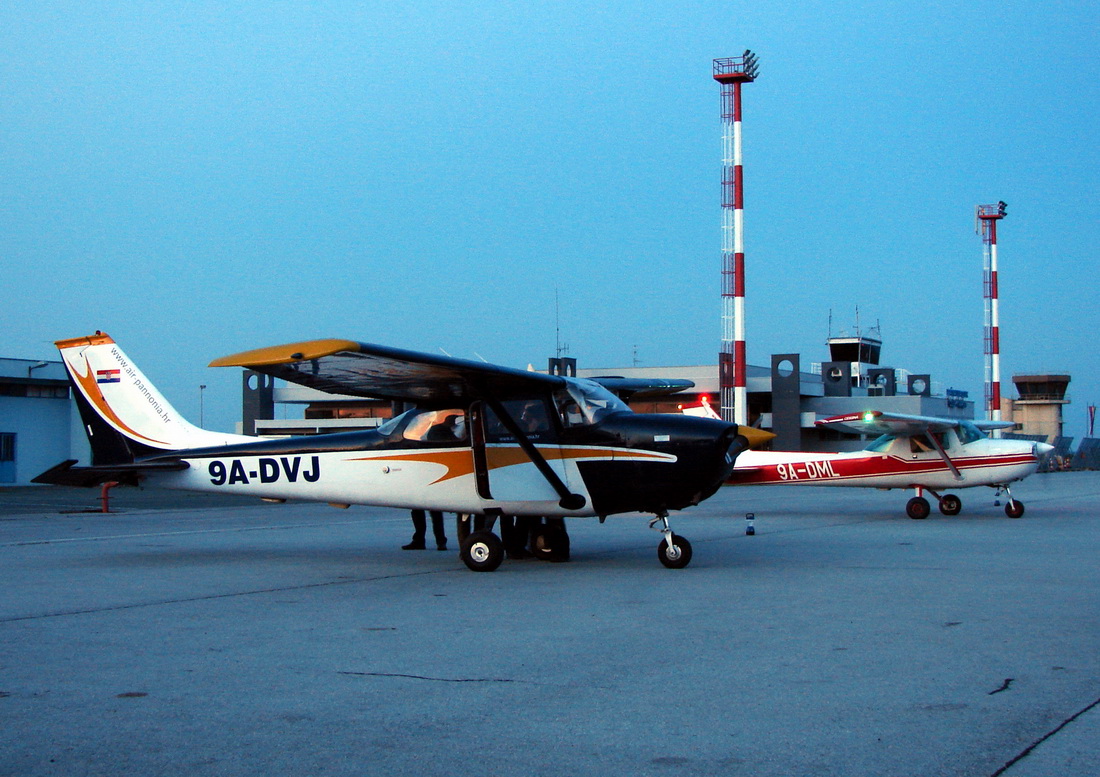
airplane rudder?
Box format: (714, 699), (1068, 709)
(56, 332), (190, 457)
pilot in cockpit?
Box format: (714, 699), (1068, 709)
(425, 411), (466, 442)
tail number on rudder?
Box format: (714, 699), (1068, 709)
(208, 457), (321, 486)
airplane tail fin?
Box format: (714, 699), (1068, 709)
(55, 332), (250, 466)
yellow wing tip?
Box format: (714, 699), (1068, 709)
(209, 339), (361, 368)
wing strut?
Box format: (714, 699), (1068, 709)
(924, 432), (963, 481)
(484, 397), (587, 511)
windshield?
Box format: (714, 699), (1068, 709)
(557, 378), (630, 427)
(957, 421), (985, 445)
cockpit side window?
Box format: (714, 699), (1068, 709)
(401, 409), (468, 444)
(484, 399), (552, 443)
(910, 432), (945, 454)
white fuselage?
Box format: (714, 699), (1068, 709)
(728, 432), (1042, 490)
(147, 442), (669, 517)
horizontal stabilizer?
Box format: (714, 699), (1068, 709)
(32, 459), (190, 488)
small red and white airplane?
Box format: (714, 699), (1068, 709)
(723, 410), (1053, 519)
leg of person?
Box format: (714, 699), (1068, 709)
(403, 509), (427, 550)
(499, 515), (516, 557)
(430, 510), (447, 550)
(505, 516), (531, 559)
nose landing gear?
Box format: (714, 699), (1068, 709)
(650, 513), (693, 569)
(996, 485), (1025, 518)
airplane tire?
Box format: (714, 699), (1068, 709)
(657, 534), (693, 569)
(531, 524), (570, 562)
(939, 494), (962, 516)
(906, 497), (931, 520)
(460, 530), (504, 572)
(1005, 501), (1025, 519)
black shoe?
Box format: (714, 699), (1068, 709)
(402, 541), (426, 550)
(436, 543), (448, 551)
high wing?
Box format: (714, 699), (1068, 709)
(971, 419), (1018, 432)
(210, 339), (565, 404)
(587, 377), (695, 401)
(816, 410), (1014, 437)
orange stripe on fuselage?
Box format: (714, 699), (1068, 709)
(348, 445), (673, 486)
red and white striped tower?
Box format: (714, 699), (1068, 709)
(713, 51), (758, 425)
(977, 201), (1007, 436)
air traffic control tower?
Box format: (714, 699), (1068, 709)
(1004, 374), (1071, 440)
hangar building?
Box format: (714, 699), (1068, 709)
(0, 358), (86, 485)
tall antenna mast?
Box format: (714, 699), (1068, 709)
(977, 201), (1007, 436)
(713, 50), (759, 426)
(554, 289), (569, 358)
(555, 290), (561, 358)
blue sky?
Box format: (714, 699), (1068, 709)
(3, 1), (1097, 437)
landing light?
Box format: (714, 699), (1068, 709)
(863, 412), (876, 423)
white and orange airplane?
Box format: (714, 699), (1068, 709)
(35, 332), (769, 571)
(720, 409), (1052, 519)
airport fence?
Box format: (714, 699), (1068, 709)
(1072, 438), (1100, 471)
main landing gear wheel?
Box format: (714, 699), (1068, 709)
(460, 530), (504, 572)
(938, 494), (962, 516)
(906, 496), (931, 520)
(657, 534), (693, 569)
(531, 523), (570, 562)
(1005, 500), (1025, 519)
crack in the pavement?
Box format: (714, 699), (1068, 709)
(0, 569), (444, 623)
(990, 695), (1100, 776)
(339, 671), (533, 685)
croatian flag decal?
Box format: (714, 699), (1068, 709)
(96, 369), (121, 384)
